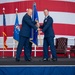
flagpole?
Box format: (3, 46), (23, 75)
(13, 8), (18, 58)
(2, 8), (5, 58)
(13, 39), (18, 58)
(38, 29), (42, 45)
(34, 45), (36, 57)
(2, 30), (4, 58)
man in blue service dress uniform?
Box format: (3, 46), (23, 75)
(16, 9), (38, 61)
(40, 9), (57, 61)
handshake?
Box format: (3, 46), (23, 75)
(35, 20), (40, 30)
(35, 20), (42, 34)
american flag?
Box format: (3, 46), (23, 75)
(0, 0), (75, 56)
(2, 8), (8, 50)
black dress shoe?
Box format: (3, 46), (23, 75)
(16, 58), (20, 62)
(25, 59), (31, 61)
(51, 58), (57, 61)
(43, 58), (48, 61)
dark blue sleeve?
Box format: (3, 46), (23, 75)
(42, 18), (53, 32)
(24, 16), (37, 30)
(33, 21), (37, 25)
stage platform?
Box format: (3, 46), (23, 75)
(0, 57), (75, 65)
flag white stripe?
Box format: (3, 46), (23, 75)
(52, 0), (75, 2)
(0, 0), (75, 4)
(0, 0), (33, 4)
(0, 11), (75, 26)
(39, 35), (75, 46)
(39, 35), (75, 39)
(0, 35), (75, 48)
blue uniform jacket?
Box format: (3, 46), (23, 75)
(40, 16), (55, 38)
(20, 13), (37, 37)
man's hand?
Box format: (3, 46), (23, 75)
(35, 20), (40, 27)
(35, 20), (39, 23)
(36, 22), (40, 28)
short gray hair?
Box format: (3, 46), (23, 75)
(44, 9), (49, 12)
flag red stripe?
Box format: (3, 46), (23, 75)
(0, 23), (75, 36)
(53, 23), (75, 36)
(40, 23), (75, 36)
(0, 1), (75, 14)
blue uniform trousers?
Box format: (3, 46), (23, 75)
(16, 36), (30, 60)
(43, 37), (57, 59)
